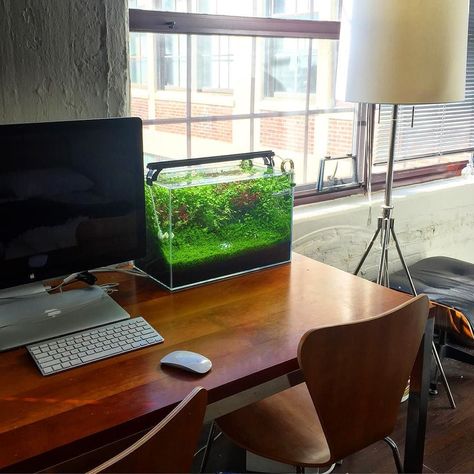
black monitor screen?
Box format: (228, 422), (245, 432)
(0, 117), (145, 290)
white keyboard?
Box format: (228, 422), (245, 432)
(27, 317), (164, 376)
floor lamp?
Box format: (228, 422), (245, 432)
(337, 0), (470, 408)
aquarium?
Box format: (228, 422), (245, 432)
(136, 151), (294, 290)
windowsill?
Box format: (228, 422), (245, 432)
(294, 175), (474, 228)
(294, 161), (466, 206)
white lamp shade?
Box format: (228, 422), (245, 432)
(336, 0), (469, 104)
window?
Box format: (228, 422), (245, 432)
(129, 1), (354, 188)
(129, 0), (471, 201)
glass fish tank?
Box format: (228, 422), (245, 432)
(136, 151), (294, 291)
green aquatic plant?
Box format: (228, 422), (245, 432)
(144, 165), (293, 270)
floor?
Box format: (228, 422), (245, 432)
(194, 357), (474, 473)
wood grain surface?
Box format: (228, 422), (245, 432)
(0, 253), (411, 471)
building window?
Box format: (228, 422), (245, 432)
(197, 36), (232, 92)
(157, 35), (187, 89)
(130, 33), (148, 86)
(264, 38), (316, 97)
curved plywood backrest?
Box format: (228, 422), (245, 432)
(87, 387), (207, 474)
(298, 294), (429, 464)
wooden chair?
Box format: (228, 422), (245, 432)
(85, 386), (207, 474)
(202, 295), (429, 473)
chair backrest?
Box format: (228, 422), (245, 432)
(86, 386), (207, 474)
(298, 294), (429, 464)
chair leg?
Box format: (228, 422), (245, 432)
(432, 341), (456, 409)
(200, 421), (217, 473)
(383, 437), (403, 473)
(295, 466), (305, 473)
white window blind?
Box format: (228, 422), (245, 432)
(374, 3), (474, 164)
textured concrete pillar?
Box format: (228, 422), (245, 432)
(0, 0), (129, 123)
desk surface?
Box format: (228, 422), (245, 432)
(0, 253), (411, 471)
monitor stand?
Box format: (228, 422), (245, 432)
(0, 281), (50, 298)
(0, 286), (130, 351)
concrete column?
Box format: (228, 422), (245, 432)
(0, 0), (129, 124)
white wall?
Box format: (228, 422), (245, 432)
(0, 0), (128, 123)
(293, 177), (474, 280)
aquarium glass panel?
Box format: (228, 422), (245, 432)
(137, 158), (294, 290)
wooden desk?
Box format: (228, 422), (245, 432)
(0, 253), (430, 472)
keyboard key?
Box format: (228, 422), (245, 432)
(82, 347), (122, 362)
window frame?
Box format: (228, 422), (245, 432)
(129, 7), (469, 206)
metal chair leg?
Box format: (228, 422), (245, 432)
(392, 227), (456, 409)
(431, 341), (456, 409)
(200, 421), (217, 473)
(383, 436), (403, 473)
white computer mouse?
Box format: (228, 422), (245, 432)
(160, 350), (212, 374)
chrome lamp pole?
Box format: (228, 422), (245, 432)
(354, 105), (415, 290)
(352, 105), (456, 408)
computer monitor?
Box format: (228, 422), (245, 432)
(0, 117), (146, 350)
